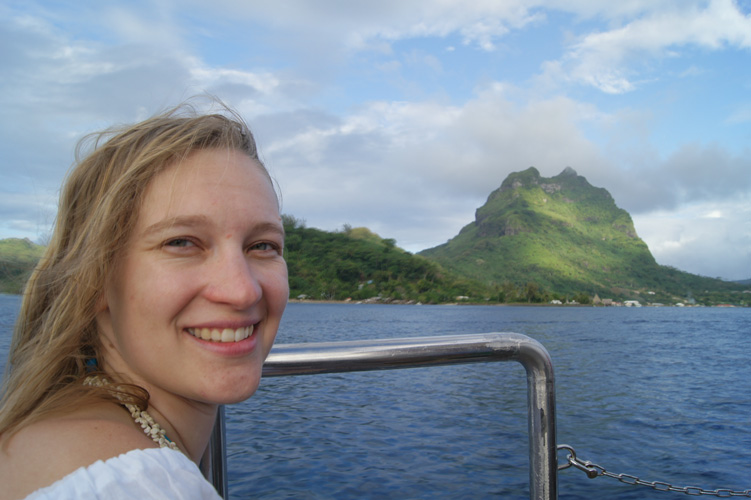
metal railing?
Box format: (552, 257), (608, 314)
(203, 332), (558, 499)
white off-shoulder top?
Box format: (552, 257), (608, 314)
(24, 447), (222, 499)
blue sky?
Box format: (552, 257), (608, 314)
(1, 0), (750, 281)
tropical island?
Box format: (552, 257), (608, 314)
(2, 168), (749, 306)
(0, 237), (45, 295)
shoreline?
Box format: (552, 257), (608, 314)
(2, 294), (743, 308)
(287, 299), (742, 308)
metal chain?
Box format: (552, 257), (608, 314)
(557, 444), (751, 497)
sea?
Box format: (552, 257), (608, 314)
(1, 294), (750, 499)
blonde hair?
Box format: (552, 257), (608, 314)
(0, 101), (267, 438)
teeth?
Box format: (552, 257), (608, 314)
(221, 329), (234, 342)
(188, 325), (254, 343)
(235, 328), (246, 342)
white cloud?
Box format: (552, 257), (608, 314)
(615, 142), (751, 213)
(547, 0), (751, 93)
(633, 197), (751, 280)
(178, 0), (542, 52)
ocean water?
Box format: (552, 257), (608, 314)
(1, 295), (750, 499)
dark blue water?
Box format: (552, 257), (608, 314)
(0, 295), (18, 375)
(2, 295), (750, 498)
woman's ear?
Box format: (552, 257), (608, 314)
(94, 289), (115, 347)
(94, 288), (109, 314)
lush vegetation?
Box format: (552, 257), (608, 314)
(0, 238), (45, 294)
(420, 167), (748, 306)
(282, 216), (494, 303)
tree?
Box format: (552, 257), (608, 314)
(524, 282), (545, 303)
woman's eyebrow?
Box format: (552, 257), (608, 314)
(140, 215), (210, 238)
(140, 216), (285, 239)
(255, 221), (286, 238)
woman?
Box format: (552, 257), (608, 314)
(0, 102), (289, 498)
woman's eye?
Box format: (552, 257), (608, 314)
(165, 238), (194, 248)
(250, 241), (280, 253)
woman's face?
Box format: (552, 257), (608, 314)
(96, 148), (288, 406)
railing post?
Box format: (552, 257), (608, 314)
(206, 333), (557, 499)
(517, 337), (558, 500)
(203, 405), (228, 498)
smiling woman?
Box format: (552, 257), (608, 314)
(0, 101), (288, 499)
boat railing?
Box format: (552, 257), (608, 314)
(202, 332), (558, 500)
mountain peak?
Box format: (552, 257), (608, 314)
(559, 166), (577, 176)
(499, 166), (540, 192)
(421, 166), (659, 295)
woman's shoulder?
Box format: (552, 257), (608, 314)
(23, 447), (221, 500)
(0, 402), (156, 500)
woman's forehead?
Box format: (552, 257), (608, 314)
(136, 149), (279, 229)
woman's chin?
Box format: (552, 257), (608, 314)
(203, 380), (262, 405)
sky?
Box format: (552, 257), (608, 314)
(1, 0), (750, 281)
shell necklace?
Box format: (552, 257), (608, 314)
(83, 375), (180, 452)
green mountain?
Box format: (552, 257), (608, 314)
(283, 215), (492, 303)
(420, 167), (745, 304)
(0, 238), (45, 294)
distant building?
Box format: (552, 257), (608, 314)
(624, 300), (642, 307)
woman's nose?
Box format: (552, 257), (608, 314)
(203, 249), (262, 309)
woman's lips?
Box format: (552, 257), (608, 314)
(186, 325), (254, 343)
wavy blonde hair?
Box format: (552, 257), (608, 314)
(0, 101), (268, 438)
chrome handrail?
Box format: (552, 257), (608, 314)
(202, 405), (228, 496)
(205, 332), (557, 500)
